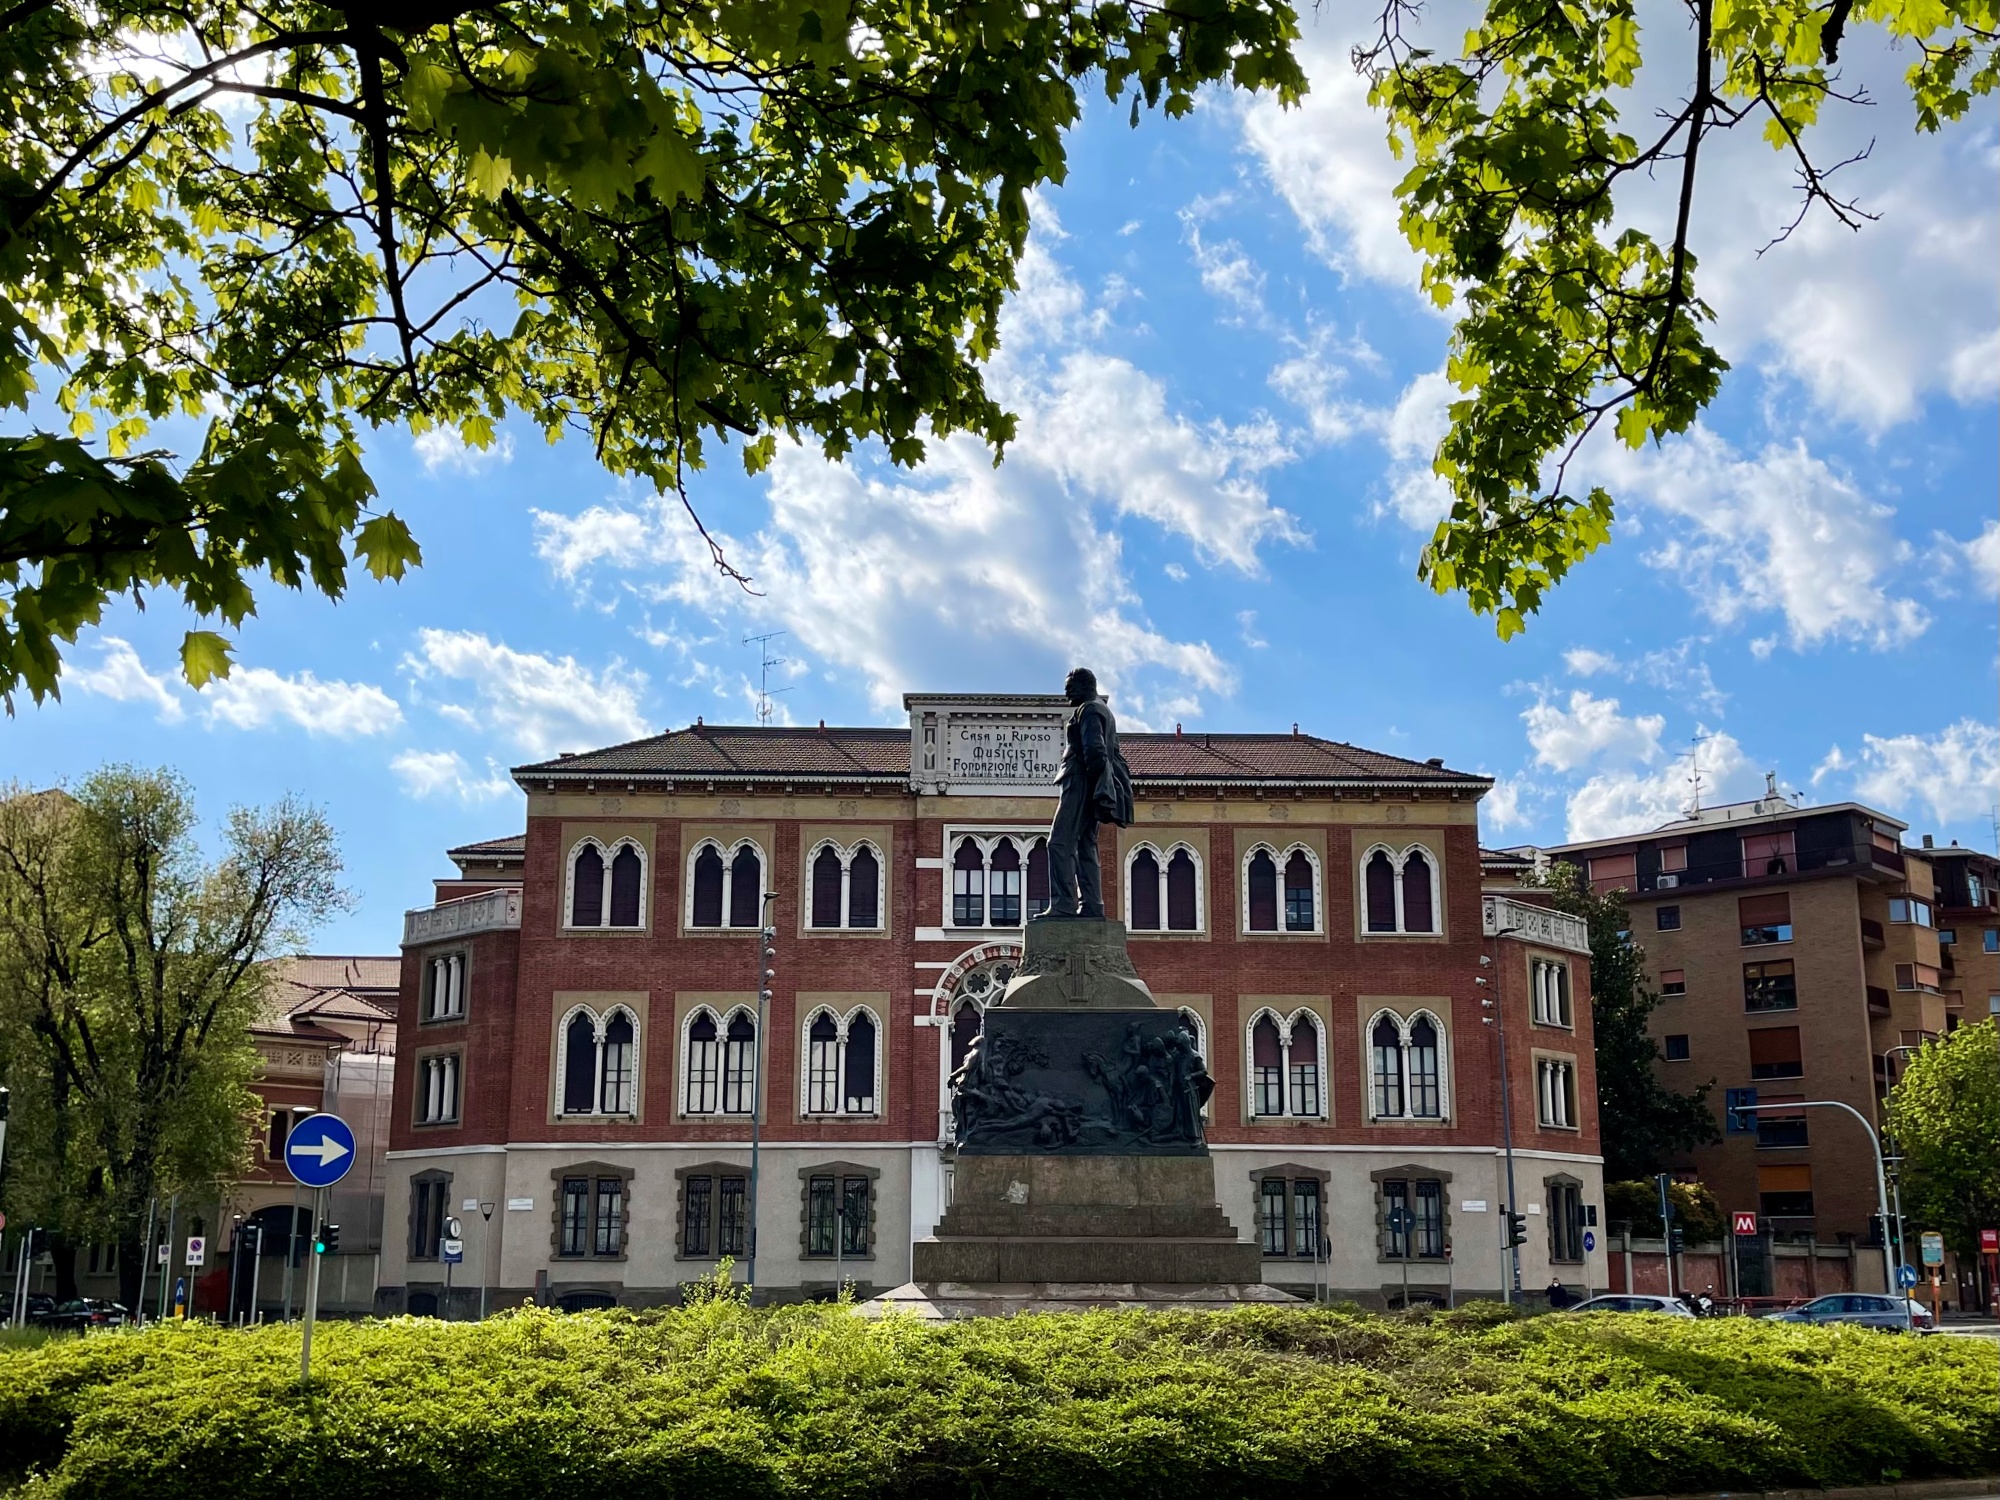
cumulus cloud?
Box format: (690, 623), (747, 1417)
(1267, 325), (1381, 444)
(1842, 720), (2000, 827)
(1558, 639), (1727, 716)
(1563, 730), (1761, 841)
(1481, 775), (1534, 833)
(1376, 368), (1455, 529)
(1960, 520), (2000, 598)
(201, 666), (402, 737)
(402, 628), (650, 758)
(390, 748), (517, 803)
(1524, 690), (1666, 772)
(67, 637), (184, 721)
(414, 426), (516, 475)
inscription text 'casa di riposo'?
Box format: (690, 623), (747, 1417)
(947, 718), (1062, 788)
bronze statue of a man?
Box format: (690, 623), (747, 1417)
(1044, 667), (1134, 918)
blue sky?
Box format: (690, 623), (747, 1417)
(8, 6), (1997, 953)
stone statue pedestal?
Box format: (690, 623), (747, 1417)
(876, 914), (1273, 1317)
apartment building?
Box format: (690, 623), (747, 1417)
(1547, 793), (1943, 1293)
(1926, 840), (2000, 1027)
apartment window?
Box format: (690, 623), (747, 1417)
(1368, 1009), (1448, 1121)
(266, 1106), (314, 1161)
(1938, 928), (1956, 945)
(1658, 845), (1688, 876)
(1755, 1094), (1809, 1148)
(1531, 959), (1572, 1027)
(1888, 896), (1934, 927)
(1968, 873), (1987, 906)
(1587, 852), (1637, 896)
(1547, 1178), (1585, 1263)
(1362, 845), (1441, 934)
(1664, 1034), (1690, 1061)
(1378, 1175), (1447, 1260)
(1985, 929), (1999, 954)
(1127, 843), (1203, 932)
(1656, 905), (1681, 931)
(422, 952), (467, 1020)
(1247, 1010), (1324, 1119)
(803, 1172), (873, 1258)
(1739, 893), (1792, 946)
(417, 1053), (460, 1125)
(557, 1005), (640, 1117)
(567, 839), (646, 929)
(800, 1007), (880, 1116)
(557, 1172), (628, 1258)
(1660, 968), (1686, 996)
(949, 834), (1047, 928)
(1742, 829), (1796, 878)
(688, 840), (765, 929)
(1536, 1057), (1578, 1128)
(1255, 1170), (1327, 1258)
(678, 1169), (748, 1259)
(408, 1172), (451, 1261)
(1758, 1164), (1814, 1218)
(1748, 1026), (1803, 1080)
(1894, 962), (1943, 993)
(1743, 959), (1797, 1012)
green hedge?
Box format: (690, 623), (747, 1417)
(1, 1302), (1993, 1500)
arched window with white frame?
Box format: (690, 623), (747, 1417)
(806, 840), (887, 931)
(1359, 843), (1443, 937)
(1246, 1008), (1326, 1120)
(686, 839), (767, 930)
(1367, 1007), (1450, 1122)
(801, 1004), (882, 1117)
(721, 1009), (759, 1113)
(682, 1008), (721, 1115)
(566, 838), (648, 929)
(1243, 843), (1321, 934)
(556, 1004), (642, 1118)
(1127, 842), (1203, 933)
(946, 833), (1044, 928)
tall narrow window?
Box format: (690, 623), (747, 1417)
(1260, 1177), (1287, 1255)
(682, 1176), (713, 1257)
(1247, 850), (1279, 931)
(563, 1013), (598, 1114)
(1251, 1015), (1284, 1116)
(1166, 850), (1199, 930)
(419, 1054), (460, 1124)
(1027, 839), (1050, 916)
(811, 847), (843, 928)
(596, 1012), (632, 1114)
(848, 845), (880, 929)
(571, 845), (605, 927)
(1129, 849), (1161, 930)
(1414, 1179), (1445, 1257)
(691, 846), (725, 928)
(608, 845), (643, 927)
(807, 1175), (836, 1256)
(844, 1012), (877, 1114)
(1365, 851), (1397, 932)
(1547, 1181), (1583, 1262)
(718, 1176), (747, 1256)
(1408, 1016), (1442, 1118)
(952, 839), (985, 926)
(989, 839), (1022, 925)
(1372, 1016), (1405, 1118)
(728, 846), (761, 927)
(560, 1177), (589, 1256)
(1402, 850), (1435, 932)
(1538, 1058), (1577, 1127)
(684, 1013), (720, 1115)
(1291, 1180), (1322, 1258)
(722, 1012), (757, 1114)
(1383, 1178), (1412, 1258)
(594, 1177), (625, 1255)
(950, 1001), (981, 1075)
(1288, 1015), (1322, 1118)
(806, 1012), (840, 1114)
(841, 1176), (870, 1255)
(1284, 851), (1316, 931)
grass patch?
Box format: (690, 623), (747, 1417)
(0, 1302), (1992, 1499)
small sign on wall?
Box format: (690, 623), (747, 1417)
(1461, 1200), (1488, 1212)
(506, 1197), (535, 1211)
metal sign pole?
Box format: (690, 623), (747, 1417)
(158, 1195), (177, 1322)
(300, 1186), (325, 1387)
(281, 1182), (299, 1321)
(248, 1223), (264, 1324)
(746, 895), (775, 1295)
(135, 1198), (156, 1327)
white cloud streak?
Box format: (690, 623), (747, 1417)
(201, 667), (402, 737)
(402, 628), (650, 758)
(67, 637), (185, 721)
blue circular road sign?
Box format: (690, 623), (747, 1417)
(1583, 1230), (1596, 1254)
(1895, 1264), (1918, 1288)
(285, 1112), (357, 1189)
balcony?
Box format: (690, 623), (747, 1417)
(1860, 917), (1885, 948)
(1866, 985), (1891, 1017)
(403, 888), (522, 947)
(1623, 841), (1904, 894)
(1481, 895), (1590, 955)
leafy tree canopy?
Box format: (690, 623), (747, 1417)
(0, 767), (344, 1309)
(1884, 1019), (2000, 1258)
(0, 0), (1990, 700)
(1606, 1176), (1724, 1241)
(1540, 859), (1719, 1179)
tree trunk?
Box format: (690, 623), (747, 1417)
(51, 1232), (79, 1301)
(117, 1226), (146, 1315)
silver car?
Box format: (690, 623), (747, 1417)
(1567, 1294), (1697, 1316)
(1762, 1293), (1933, 1331)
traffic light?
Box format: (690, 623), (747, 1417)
(1504, 1207), (1529, 1247)
(314, 1222), (341, 1256)
(1667, 1226), (1685, 1256)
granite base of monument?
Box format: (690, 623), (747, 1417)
(875, 914), (1281, 1317)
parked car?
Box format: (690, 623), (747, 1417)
(21, 1292), (58, 1323)
(1566, 1294), (1697, 1316)
(1761, 1293), (1933, 1331)
(31, 1298), (130, 1333)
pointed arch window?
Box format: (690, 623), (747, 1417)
(952, 838), (985, 926)
(1251, 1015), (1284, 1117)
(806, 840), (885, 931)
(848, 846), (880, 928)
(683, 1012), (720, 1115)
(1371, 1015), (1405, 1119)
(1365, 851), (1397, 932)
(1245, 844), (1320, 934)
(1402, 849), (1435, 932)
(729, 847), (761, 927)
(1129, 844), (1203, 933)
(1027, 839), (1050, 915)
(568, 840), (646, 929)
(608, 846), (643, 926)
(1249, 1010), (1324, 1119)
(1284, 852), (1316, 931)
(811, 847), (843, 929)
(801, 1006), (881, 1117)
(1361, 844), (1443, 936)
(558, 1005), (641, 1118)
(806, 1011), (840, 1114)
(1288, 1014), (1322, 1117)
(688, 840), (766, 929)
(1247, 850), (1279, 931)
(1130, 849), (1162, 930)
(945, 832), (1041, 928)
(600, 1010), (635, 1114)
(570, 845), (604, 928)
(691, 846), (725, 928)
(563, 1012), (598, 1114)
(989, 839), (1022, 926)
(721, 1011), (758, 1114)
(1368, 1008), (1451, 1122)
(950, 999), (982, 1075)
(1166, 851), (1199, 930)
(1407, 1015), (1441, 1118)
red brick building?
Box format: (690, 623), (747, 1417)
(382, 693), (1601, 1312)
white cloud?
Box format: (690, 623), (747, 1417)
(201, 667), (402, 737)
(1558, 639), (1726, 715)
(1811, 744), (1852, 787)
(1238, 610), (1268, 649)
(1602, 429), (1927, 651)
(402, 629), (650, 758)
(1267, 326), (1380, 444)
(413, 426), (516, 475)
(1563, 648), (1619, 677)
(67, 637), (184, 722)
(1524, 690), (1666, 772)
(1376, 368), (1455, 529)
(390, 748), (516, 803)
(1960, 520), (2000, 598)
(1846, 720), (2000, 827)
(1481, 775), (1533, 833)
(1563, 730), (1759, 841)
(1183, 215), (1267, 320)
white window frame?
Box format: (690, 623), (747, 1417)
(805, 839), (887, 931)
(1359, 842), (1443, 936)
(1240, 842), (1324, 935)
(680, 1005), (723, 1116)
(798, 1004), (884, 1118)
(562, 836), (649, 930)
(554, 1003), (642, 1118)
(1365, 1007), (1452, 1122)
(1536, 1056), (1579, 1129)
(423, 951), (467, 1021)
(1531, 958), (1573, 1028)
(684, 838), (767, 930)
(1124, 840), (1207, 934)
(1244, 1006), (1328, 1121)
(942, 827), (1047, 930)
(418, 1052), (461, 1125)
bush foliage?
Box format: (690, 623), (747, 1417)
(1, 1303), (1993, 1499)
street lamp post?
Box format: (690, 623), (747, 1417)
(745, 895), (776, 1295)
(1480, 928), (1523, 1302)
(479, 1200), (496, 1320)
(1736, 1100), (1907, 1330)
(1879, 1043), (1924, 1291)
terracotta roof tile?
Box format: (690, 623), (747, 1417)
(447, 833), (526, 859)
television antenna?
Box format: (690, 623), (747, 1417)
(1684, 731), (1713, 818)
(743, 631), (793, 726)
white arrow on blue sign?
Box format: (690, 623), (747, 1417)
(285, 1112), (358, 1189)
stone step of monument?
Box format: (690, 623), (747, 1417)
(912, 1233), (1265, 1285)
(861, 1280), (1302, 1320)
(933, 1204), (1240, 1238)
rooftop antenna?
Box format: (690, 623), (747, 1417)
(1683, 731), (1712, 818)
(743, 631), (793, 726)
